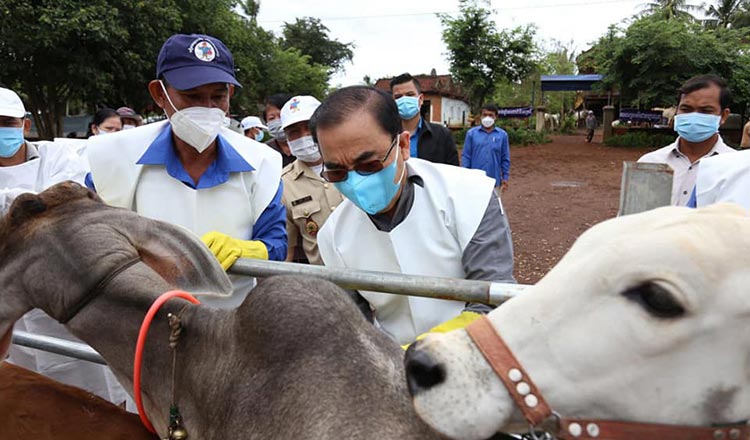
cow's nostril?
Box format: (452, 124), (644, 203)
(405, 346), (446, 396)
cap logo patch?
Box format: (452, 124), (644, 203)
(289, 98), (301, 112)
(193, 40), (216, 62)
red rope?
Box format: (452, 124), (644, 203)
(133, 290), (201, 434)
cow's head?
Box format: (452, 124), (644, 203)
(0, 182), (232, 340)
(406, 204), (750, 439)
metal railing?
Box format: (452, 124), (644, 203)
(10, 260), (530, 363)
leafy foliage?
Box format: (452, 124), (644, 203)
(0, 0), (336, 138)
(281, 17), (353, 76)
(581, 15), (750, 115)
(604, 131), (677, 148)
(439, 0), (536, 111)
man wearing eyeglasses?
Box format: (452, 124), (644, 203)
(313, 86), (515, 345)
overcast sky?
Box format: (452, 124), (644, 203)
(255, 0), (662, 87)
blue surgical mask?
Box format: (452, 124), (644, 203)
(674, 113), (721, 143)
(334, 143), (405, 215)
(0, 127), (24, 158)
(396, 96), (420, 120)
(255, 131), (265, 142)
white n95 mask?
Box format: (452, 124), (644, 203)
(288, 135), (321, 163)
(160, 80), (226, 153)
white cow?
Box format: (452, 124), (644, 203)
(405, 204), (750, 440)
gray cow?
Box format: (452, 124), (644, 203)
(0, 182), (443, 439)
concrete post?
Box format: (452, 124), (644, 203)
(618, 162), (673, 216)
(603, 105), (615, 140)
(535, 106), (546, 133)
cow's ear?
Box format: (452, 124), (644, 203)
(127, 217), (233, 296)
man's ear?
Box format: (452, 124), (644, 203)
(23, 118), (31, 137)
(418, 93), (424, 108)
(399, 131), (411, 160)
(148, 80), (167, 110)
(720, 108), (731, 126)
(228, 84), (236, 98)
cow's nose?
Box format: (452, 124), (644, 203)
(405, 343), (446, 396)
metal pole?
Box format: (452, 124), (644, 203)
(11, 330), (106, 365)
(230, 259), (527, 306)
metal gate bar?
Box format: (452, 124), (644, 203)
(10, 261), (530, 363)
(230, 259), (528, 305)
(11, 330), (106, 365)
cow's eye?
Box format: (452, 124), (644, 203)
(623, 281), (685, 318)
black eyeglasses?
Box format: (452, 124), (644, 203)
(320, 136), (399, 183)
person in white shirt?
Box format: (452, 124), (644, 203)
(0, 87), (88, 214)
(637, 75), (736, 206)
(0, 87), (123, 404)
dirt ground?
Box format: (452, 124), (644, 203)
(502, 131), (653, 284)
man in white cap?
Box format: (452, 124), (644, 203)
(280, 96), (343, 265)
(0, 87), (119, 404)
(240, 115), (267, 142)
(86, 34), (286, 297)
(0, 87), (88, 214)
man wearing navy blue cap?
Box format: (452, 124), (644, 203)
(86, 34), (286, 296)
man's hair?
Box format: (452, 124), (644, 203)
(678, 75), (732, 109)
(481, 103), (498, 113)
(310, 86), (401, 142)
(263, 93), (294, 120)
(389, 73), (422, 94)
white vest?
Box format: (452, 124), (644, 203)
(695, 150), (750, 209)
(318, 159), (496, 344)
(87, 121), (282, 297)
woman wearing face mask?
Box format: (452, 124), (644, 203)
(86, 108), (122, 137)
(264, 93), (296, 167)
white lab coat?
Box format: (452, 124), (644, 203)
(695, 150), (750, 209)
(87, 121), (282, 303)
(318, 159), (495, 344)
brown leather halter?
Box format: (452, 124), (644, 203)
(466, 316), (750, 440)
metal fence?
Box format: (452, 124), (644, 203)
(11, 260), (530, 363)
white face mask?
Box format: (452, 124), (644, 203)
(122, 124), (136, 130)
(481, 116), (496, 128)
(160, 80), (226, 153)
(288, 135), (321, 163)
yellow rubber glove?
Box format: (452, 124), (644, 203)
(402, 311), (482, 350)
(201, 231), (269, 271)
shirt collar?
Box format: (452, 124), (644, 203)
(25, 142), (39, 160)
(291, 160), (323, 182)
(137, 125), (254, 189)
(672, 135), (727, 159)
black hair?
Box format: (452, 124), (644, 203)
(389, 73), (422, 94)
(678, 75), (732, 110)
(481, 103), (498, 113)
(86, 107), (119, 137)
(310, 86), (401, 142)
(263, 93), (294, 120)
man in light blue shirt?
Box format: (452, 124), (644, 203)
(462, 103), (510, 194)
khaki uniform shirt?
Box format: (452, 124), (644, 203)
(281, 160), (344, 265)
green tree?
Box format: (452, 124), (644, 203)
(702, 0), (750, 27)
(0, 0), (181, 138)
(281, 17), (354, 76)
(439, 0), (536, 111)
(582, 15), (750, 115)
(640, 0), (697, 20)
(0, 0), (333, 137)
